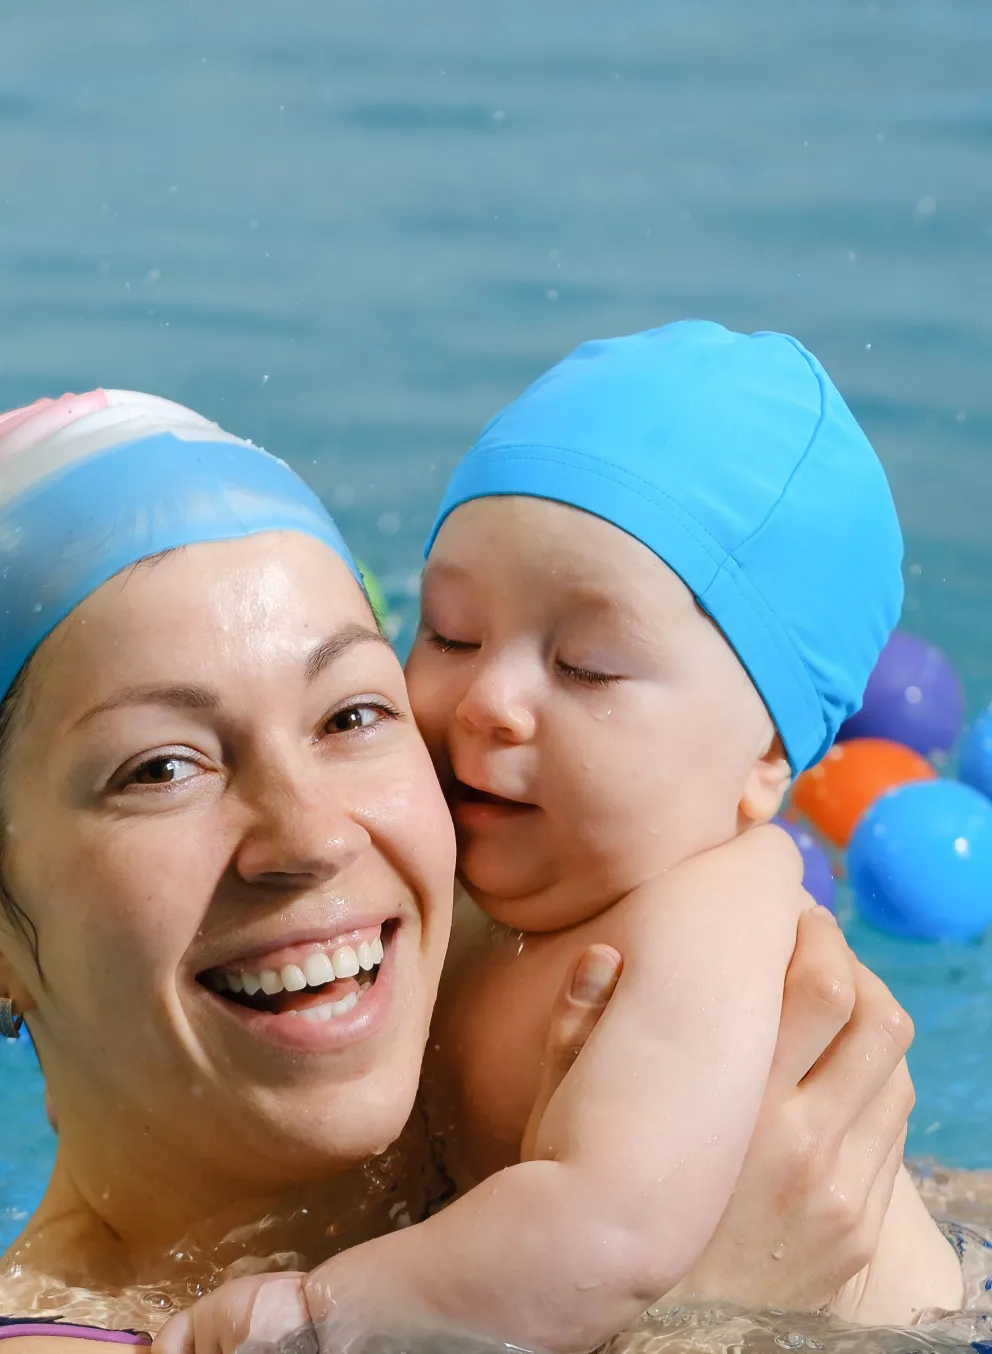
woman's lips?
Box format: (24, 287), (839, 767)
(197, 923), (396, 1052)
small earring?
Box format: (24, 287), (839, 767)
(0, 995), (23, 1040)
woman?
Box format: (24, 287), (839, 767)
(0, 391), (916, 1352)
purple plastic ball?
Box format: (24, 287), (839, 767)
(774, 817), (837, 912)
(838, 629), (964, 758)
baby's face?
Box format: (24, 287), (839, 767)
(406, 496), (784, 932)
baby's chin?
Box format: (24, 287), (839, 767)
(455, 860), (621, 934)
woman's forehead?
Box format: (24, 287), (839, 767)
(31, 534), (372, 703)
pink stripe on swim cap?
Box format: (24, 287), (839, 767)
(0, 390), (109, 460)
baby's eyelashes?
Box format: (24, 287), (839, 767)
(423, 627), (479, 655)
(555, 659), (622, 688)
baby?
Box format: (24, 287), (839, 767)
(159, 323), (961, 1354)
(405, 321), (963, 1325)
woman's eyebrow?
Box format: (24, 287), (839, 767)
(70, 626), (388, 730)
(72, 683), (220, 730)
(70, 625), (390, 731)
(304, 623), (391, 684)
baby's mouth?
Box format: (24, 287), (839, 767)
(453, 780), (536, 810)
(197, 924), (389, 1024)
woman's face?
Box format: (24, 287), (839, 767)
(0, 532), (455, 1205)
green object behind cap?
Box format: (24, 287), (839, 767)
(356, 559), (389, 627)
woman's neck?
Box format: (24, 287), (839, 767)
(3, 1108), (445, 1313)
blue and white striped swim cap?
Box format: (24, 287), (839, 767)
(0, 389), (359, 701)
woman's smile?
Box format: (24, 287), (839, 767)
(195, 920), (396, 1052)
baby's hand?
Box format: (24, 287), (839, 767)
(153, 1273), (311, 1354)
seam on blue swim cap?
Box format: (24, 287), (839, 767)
(426, 442), (825, 771)
(426, 444), (727, 577)
(0, 432), (361, 699)
(730, 336), (829, 559)
(701, 554), (825, 771)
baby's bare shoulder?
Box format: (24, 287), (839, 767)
(662, 824), (803, 896)
(616, 826), (806, 945)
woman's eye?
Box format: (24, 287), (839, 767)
(556, 660), (620, 688)
(324, 702), (398, 735)
(126, 755), (201, 787)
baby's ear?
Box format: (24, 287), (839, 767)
(739, 733), (791, 825)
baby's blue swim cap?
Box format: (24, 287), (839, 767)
(427, 321), (904, 772)
(0, 389), (361, 702)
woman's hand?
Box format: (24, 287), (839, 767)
(154, 1273), (312, 1354)
(672, 905), (915, 1312)
(520, 944), (623, 1161)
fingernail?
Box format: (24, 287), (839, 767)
(812, 904), (839, 924)
(571, 948), (620, 1003)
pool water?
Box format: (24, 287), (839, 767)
(1, 0), (991, 1271)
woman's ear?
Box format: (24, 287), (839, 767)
(739, 733), (792, 826)
(0, 945), (36, 1022)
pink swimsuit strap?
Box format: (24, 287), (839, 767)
(0, 1318), (150, 1345)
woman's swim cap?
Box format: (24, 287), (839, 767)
(0, 389), (361, 701)
(427, 320), (904, 773)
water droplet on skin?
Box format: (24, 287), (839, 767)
(772, 1241), (786, 1260)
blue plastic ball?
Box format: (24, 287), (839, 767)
(848, 779), (992, 942)
(774, 817), (836, 912)
(960, 705), (992, 803)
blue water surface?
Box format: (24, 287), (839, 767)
(1, 0), (991, 1248)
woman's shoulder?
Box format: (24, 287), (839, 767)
(0, 1339), (145, 1354)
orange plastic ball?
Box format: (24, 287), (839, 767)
(791, 737), (937, 848)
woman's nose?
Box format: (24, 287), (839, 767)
(234, 774), (371, 887)
(455, 654), (537, 745)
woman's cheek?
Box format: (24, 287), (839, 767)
(362, 753), (456, 879)
(74, 816), (222, 957)
(405, 655), (455, 747)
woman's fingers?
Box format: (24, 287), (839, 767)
(153, 1275), (311, 1354)
(835, 1060), (914, 1202)
(540, 943), (623, 1078)
(854, 1127), (908, 1260)
(520, 944), (622, 1160)
(768, 906), (856, 1092)
(154, 1310), (194, 1354)
(802, 961), (914, 1120)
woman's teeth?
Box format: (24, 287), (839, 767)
(298, 984), (372, 1023)
(221, 938), (384, 998)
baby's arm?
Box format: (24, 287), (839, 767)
(157, 824), (805, 1354)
